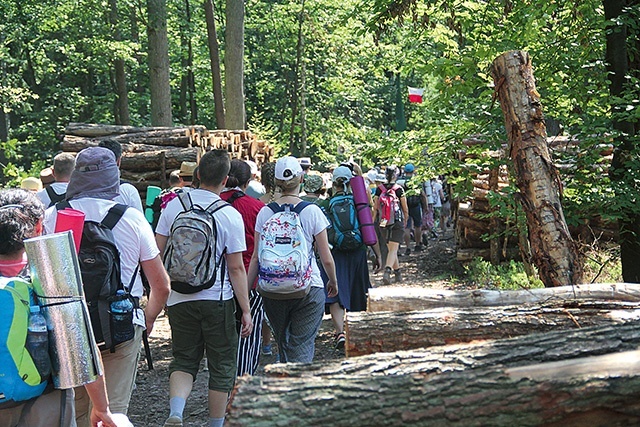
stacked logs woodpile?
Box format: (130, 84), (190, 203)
(227, 284), (640, 426)
(61, 123), (275, 197)
(456, 136), (616, 262)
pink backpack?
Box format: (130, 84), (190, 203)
(378, 184), (401, 228)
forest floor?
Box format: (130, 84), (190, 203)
(128, 226), (463, 426)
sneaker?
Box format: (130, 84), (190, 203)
(262, 344), (273, 356)
(164, 416), (183, 427)
(422, 233), (429, 247)
(335, 332), (346, 350)
(404, 247), (411, 256)
(394, 269), (402, 283)
(414, 244), (424, 252)
(382, 267), (392, 286)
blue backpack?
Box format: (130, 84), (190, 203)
(328, 194), (363, 251)
(0, 277), (49, 406)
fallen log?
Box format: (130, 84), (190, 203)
(346, 300), (640, 357)
(120, 148), (198, 171)
(228, 349), (640, 426)
(65, 122), (160, 137)
(263, 322), (640, 378)
(367, 283), (640, 312)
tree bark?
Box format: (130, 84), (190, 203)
(224, 0), (246, 130)
(109, 0), (130, 125)
(120, 148), (199, 171)
(367, 283), (640, 312)
(204, 0), (225, 128)
(604, 0), (640, 283)
(147, 0), (173, 126)
(345, 301), (640, 356)
(228, 349), (640, 426)
(264, 322), (640, 378)
(491, 51), (582, 287)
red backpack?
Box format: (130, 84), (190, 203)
(378, 184), (401, 228)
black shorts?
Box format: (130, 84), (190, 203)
(406, 205), (422, 228)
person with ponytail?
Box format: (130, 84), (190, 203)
(220, 160), (266, 376)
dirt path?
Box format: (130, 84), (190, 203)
(128, 227), (460, 426)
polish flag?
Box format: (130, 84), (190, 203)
(408, 87), (424, 103)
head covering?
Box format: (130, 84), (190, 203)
(66, 147), (120, 200)
(275, 156), (303, 181)
(245, 160), (259, 176)
(404, 163), (415, 173)
(179, 161), (197, 177)
(20, 177), (43, 192)
(375, 173), (386, 182)
(298, 157), (313, 169)
(332, 166), (353, 182)
(304, 174), (324, 193)
(366, 169), (378, 185)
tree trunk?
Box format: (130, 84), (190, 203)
(604, 0), (640, 283)
(120, 148), (199, 171)
(204, 0), (225, 128)
(367, 283), (640, 312)
(147, 0), (173, 126)
(488, 166), (502, 264)
(491, 51), (582, 287)
(345, 301), (640, 357)
(263, 322), (640, 378)
(109, 0), (130, 125)
(228, 349), (640, 426)
(224, 0), (245, 130)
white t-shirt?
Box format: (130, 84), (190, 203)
(254, 201), (330, 289)
(43, 198), (159, 327)
(36, 182), (69, 208)
(115, 182), (144, 212)
(432, 181), (443, 208)
(156, 189), (246, 306)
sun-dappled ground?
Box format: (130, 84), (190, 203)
(129, 227), (460, 426)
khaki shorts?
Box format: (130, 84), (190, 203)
(168, 299), (238, 392)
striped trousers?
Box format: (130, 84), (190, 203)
(236, 289), (265, 376)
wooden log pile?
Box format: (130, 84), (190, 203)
(227, 283), (640, 425)
(61, 123), (275, 199)
(456, 136), (617, 262)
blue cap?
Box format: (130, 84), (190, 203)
(404, 163), (415, 173)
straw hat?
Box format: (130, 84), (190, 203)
(178, 161), (197, 177)
(21, 177), (43, 192)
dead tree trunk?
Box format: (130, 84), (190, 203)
(491, 51), (582, 287)
(367, 283), (640, 312)
(346, 301), (640, 357)
(228, 349), (640, 426)
(263, 322), (640, 378)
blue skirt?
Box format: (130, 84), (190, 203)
(323, 247), (371, 312)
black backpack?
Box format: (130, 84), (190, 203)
(46, 186), (66, 207)
(56, 202), (135, 352)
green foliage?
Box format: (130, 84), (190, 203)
(463, 258), (544, 290)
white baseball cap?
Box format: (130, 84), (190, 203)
(275, 156), (303, 181)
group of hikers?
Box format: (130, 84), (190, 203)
(0, 143), (453, 427)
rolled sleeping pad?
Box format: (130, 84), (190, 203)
(350, 175), (377, 246)
(144, 185), (161, 224)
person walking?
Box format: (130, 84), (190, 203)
(220, 159), (266, 377)
(36, 153), (75, 207)
(43, 147), (171, 427)
(156, 150), (252, 427)
(373, 166), (408, 285)
(324, 166), (381, 349)
(247, 156), (338, 363)
(0, 189), (118, 427)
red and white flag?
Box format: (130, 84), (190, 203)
(408, 87), (424, 103)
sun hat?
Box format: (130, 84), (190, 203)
(298, 157), (313, 169)
(20, 177), (43, 192)
(178, 161), (197, 177)
(275, 156), (303, 181)
(66, 147), (120, 200)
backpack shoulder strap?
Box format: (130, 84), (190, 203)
(227, 190), (245, 205)
(101, 204), (128, 230)
(378, 184), (386, 193)
(55, 200), (71, 211)
(46, 186), (66, 203)
(292, 201), (311, 215)
(204, 198), (229, 215)
(177, 191), (194, 211)
(267, 202), (283, 213)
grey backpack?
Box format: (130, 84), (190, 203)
(163, 192), (229, 294)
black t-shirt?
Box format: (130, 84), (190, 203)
(374, 183), (405, 198)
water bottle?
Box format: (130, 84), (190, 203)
(110, 290), (134, 343)
(26, 305), (51, 380)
